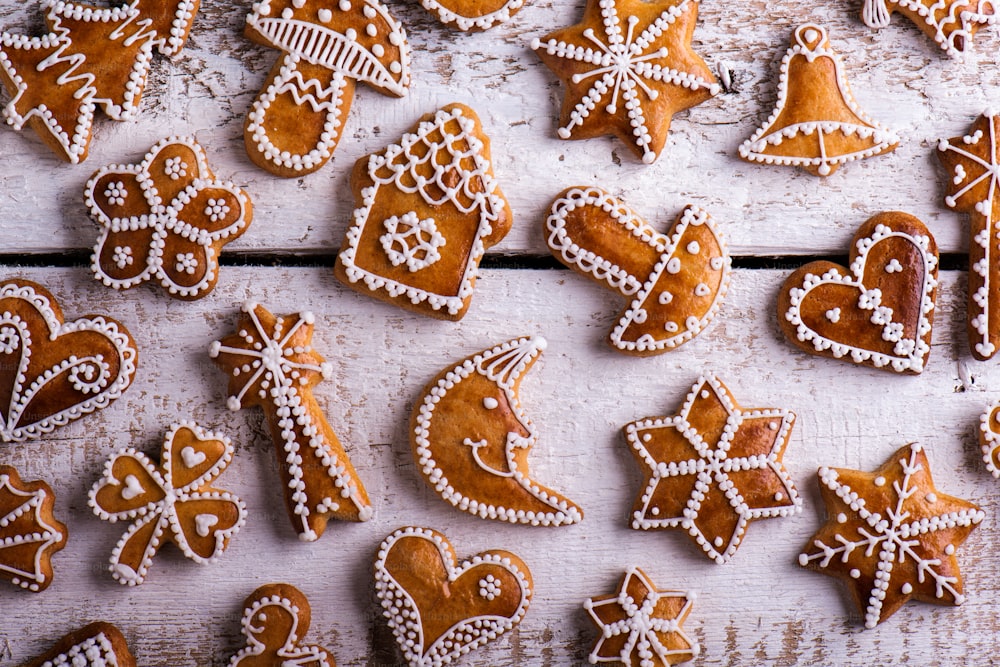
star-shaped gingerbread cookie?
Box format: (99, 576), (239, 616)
(799, 443), (984, 628)
(531, 0), (719, 164)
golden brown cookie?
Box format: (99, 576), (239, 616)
(19, 622), (136, 667)
(229, 583), (336, 667)
(209, 302), (372, 541)
(626, 376), (799, 564)
(374, 526), (532, 667)
(243, 0), (410, 176)
(531, 0), (719, 164)
(799, 443), (984, 628)
(0, 278), (138, 443)
(859, 0), (997, 58)
(545, 186), (730, 356)
(739, 24), (899, 177)
(411, 336), (582, 526)
(979, 400), (1000, 476)
(0, 465), (67, 592)
(778, 212), (939, 374)
(334, 103), (512, 320)
(418, 0), (524, 31)
(88, 421), (247, 585)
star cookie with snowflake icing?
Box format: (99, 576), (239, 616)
(626, 376), (800, 564)
(799, 443), (984, 628)
(531, 0), (719, 164)
(859, 0), (997, 58)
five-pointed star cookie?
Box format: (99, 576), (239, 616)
(626, 376), (800, 563)
(799, 443), (984, 628)
(531, 0), (719, 164)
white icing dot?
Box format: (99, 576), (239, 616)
(850, 568), (861, 579)
(651, 507), (659, 516)
(483, 397), (499, 410)
(713, 536), (724, 548)
(945, 544), (955, 555)
(837, 513), (847, 523)
(658, 291), (673, 305)
(825, 308), (841, 323)
(318, 8), (332, 21)
(642, 433), (651, 442)
(666, 258), (681, 274)
(686, 241), (700, 254)
(366, 23), (378, 36)
(925, 492), (937, 503)
(774, 492), (784, 501)
(339, 0), (351, 9)
(281, 7), (293, 18)
(768, 421), (778, 430)
(874, 476), (886, 487)
(700, 390), (710, 399)
(901, 583), (913, 595)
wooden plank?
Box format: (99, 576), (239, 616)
(1, 266), (998, 666)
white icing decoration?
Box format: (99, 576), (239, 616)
(112, 246), (133, 269)
(195, 513), (218, 537)
(181, 446), (207, 468)
(978, 400), (1000, 477)
(204, 198), (231, 223)
(229, 587), (333, 667)
(478, 574), (501, 600)
(175, 252), (199, 275)
(379, 212), (447, 272)
(860, 0), (999, 58)
(37, 631), (122, 667)
(164, 156), (188, 180)
(104, 181), (128, 207)
(419, 0), (524, 30)
(120, 474), (144, 501)
(483, 396), (499, 409)
(0, 473), (65, 591)
(885, 258), (903, 273)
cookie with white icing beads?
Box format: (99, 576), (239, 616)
(243, 0), (410, 176)
(545, 187), (730, 356)
(88, 421), (247, 586)
(979, 400), (1000, 477)
(778, 212), (939, 374)
(20, 622), (136, 667)
(229, 583), (336, 667)
(625, 376), (800, 564)
(0, 465), (67, 592)
(374, 526), (532, 667)
(86, 136), (253, 300)
(799, 443), (984, 629)
(411, 336), (582, 526)
(858, 0), (997, 58)
(418, 0), (524, 31)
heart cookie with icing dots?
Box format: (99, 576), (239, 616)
(0, 279), (138, 443)
(374, 526), (532, 667)
(778, 212), (938, 374)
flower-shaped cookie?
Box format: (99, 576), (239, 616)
(85, 137), (253, 300)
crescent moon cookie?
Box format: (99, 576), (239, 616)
(411, 336), (583, 526)
(545, 186), (730, 356)
(334, 104), (513, 321)
(243, 0), (410, 177)
(0, 0), (199, 163)
(858, 0), (997, 58)
(0, 278), (138, 443)
(374, 526), (532, 667)
(625, 376), (800, 564)
(0, 465), (67, 592)
(209, 302), (372, 541)
(418, 0), (524, 30)
(86, 136), (253, 300)
(87, 421), (247, 586)
(738, 24), (899, 177)
(20, 622), (137, 667)
(531, 0), (720, 164)
(778, 212), (939, 374)
(229, 583), (336, 667)
(799, 443), (985, 629)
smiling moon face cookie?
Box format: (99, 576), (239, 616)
(0, 465), (67, 592)
(411, 336), (582, 526)
(229, 583), (336, 667)
(778, 212), (939, 374)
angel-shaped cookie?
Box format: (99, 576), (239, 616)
(229, 583), (336, 666)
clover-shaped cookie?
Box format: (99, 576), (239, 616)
(229, 583), (336, 666)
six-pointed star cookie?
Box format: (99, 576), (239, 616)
(531, 0), (719, 164)
(626, 376), (800, 563)
(799, 443), (984, 629)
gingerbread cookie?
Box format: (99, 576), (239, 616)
(412, 336), (582, 526)
(209, 302), (371, 541)
(0, 0), (198, 163)
(0, 279), (138, 443)
(799, 443), (984, 628)
(626, 376), (799, 564)
(374, 526), (532, 667)
(546, 187), (730, 356)
(244, 0), (410, 176)
(419, 0), (523, 31)
(531, 0), (719, 164)
(229, 583), (336, 667)
(584, 568), (699, 666)
(739, 24), (899, 177)
(20, 622), (136, 667)
(979, 400), (1000, 476)
(778, 212), (939, 374)
(88, 421), (247, 585)
(859, 0), (997, 58)
(0, 465), (67, 592)
(86, 136), (253, 300)
(938, 114), (1000, 359)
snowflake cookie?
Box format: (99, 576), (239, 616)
(229, 583), (336, 667)
(584, 568), (699, 666)
(739, 24), (899, 177)
(0, 465), (67, 592)
(858, 0), (997, 58)
(243, 0), (410, 176)
(626, 376), (800, 564)
(20, 622), (136, 667)
(209, 301), (372, 541)
(411, 336), (583, 526)
(531, 0), (719, 164)
(334, 103), (513, 320)
(0, 0), (199, 163)
(374, 526), (532, 667)
(778, 212), (939, 374)
(545, 186), (730, 356)
(86, 136), (253, 300)
(0, 278), (138, 443)
(88, 421), (247, 585)
(799, 443), (984, 628)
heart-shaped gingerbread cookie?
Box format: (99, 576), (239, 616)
(374, 526), (532, 666)
(0, 279), (138, 442)
(778, 212), (938, 374)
